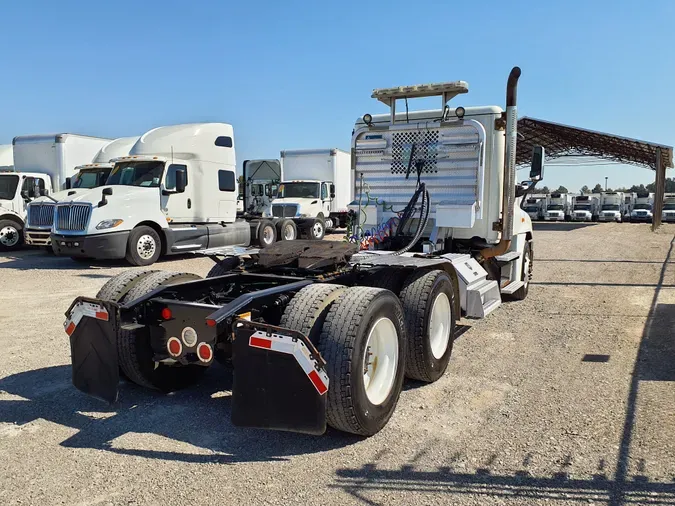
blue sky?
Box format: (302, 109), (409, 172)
(1, 0), (673, 191)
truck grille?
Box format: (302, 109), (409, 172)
(27, 203), (55, 228)
(272, 205), (297, 218)
(55, 203), (91, 232)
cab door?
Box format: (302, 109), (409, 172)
(321, 182), (332, 215)
(161, 163), (193, 223)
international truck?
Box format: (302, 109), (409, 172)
(0, 134), (111, 251)
(25, 136), (139, 247)
(598, 191), (625, 222)
(544, 192), (572, 221)
(571, 194), (600, 222)
(523, 195), (546, 220)
(260, 149), (353, 240)
(50, 123), (299, 266)
(628, 192), (654, 223)
(240, 159), (281, 216)
(662, 193), (675, 223)
(64, 67), (544, 438)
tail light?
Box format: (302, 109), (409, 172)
(167, 337), (182, 357)
(197, 342), (213, 363)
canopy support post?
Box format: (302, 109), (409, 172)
(652, 147), (664, 231)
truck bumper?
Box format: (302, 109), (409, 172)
(24, 228), (52, 246)
(51, 231), (129, 259)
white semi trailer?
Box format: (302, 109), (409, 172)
(0, 134), (111, 250)
(24, 137), (140, 247)
(599, 192), (625, 222)
(64, 67), (546, 438)
(571, 194), (600, 221)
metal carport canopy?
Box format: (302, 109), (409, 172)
(516, 117), (673, 170)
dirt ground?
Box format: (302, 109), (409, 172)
(0, 223), (673, 506)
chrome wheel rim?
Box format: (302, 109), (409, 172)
(0, 225), (19, 247)
(137, 234), (157, 259)
(325, 218), (334, 230)
(363, 317), (398, 405)
(283, 224), (296, 241)
(313, 221), (323, 238)
(429, 292), (452, 359)
(263, 225), (275, 245)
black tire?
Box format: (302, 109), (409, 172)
(125, 226), (162, 266)
(318, 286), (406, 436)
(118, 270), (204, 391)
(307, 217), (325, 240)
(96, 269), (158, 302)
(511, 240), (533, 301)
(399, 269), (456, 382)
(257, 219), (277, 248)
(365, 267), (406, 295)
(276, 219), (298, 241)
(0, 219), (24, 251)
(280, 284), (346, 344)
(206, 256), (240, 278)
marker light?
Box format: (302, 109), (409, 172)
(161, 308), (173, 320)
(363, 113), (373, 126)
(455, 106), (466, 119)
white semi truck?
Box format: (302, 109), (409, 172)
(599, 191), (625, 222)
(0, 134), (111, 251)
(50, 124), (297, 265)
(523, 195), (546, 220)
(261, 149), (352, 240)
(544, 192), (572, 221)
(628, 192), (655, 223)
(571, 194), (600, 221)
(64, 67), (545, 438)
(662, 193), (675, 223)
(24, 136), (140, 247)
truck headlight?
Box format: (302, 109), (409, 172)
(96, 219), (124, 230)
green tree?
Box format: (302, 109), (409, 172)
(540, 186), (550, 194)
(580, 185), (590, 194)
(592, 184), (604, 193)
(555, 185), (569, 193)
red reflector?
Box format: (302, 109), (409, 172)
(308, 369), (328, 395)
(167, 337), (182, 357)
(161, 308), (172, 320)
(65, 321), (76, 336)
(206, 319), (216, 327)
(197, 343), (213, 362)
(250, 336), (272, 349)
(95, 311), (108, 321)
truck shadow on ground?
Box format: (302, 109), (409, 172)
(331, 237), (675, 506)
(0, 364), (361, 464)
(532, 222), (598, 232)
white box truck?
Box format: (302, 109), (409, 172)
(25, 136), (140, 247)
(628, 192), (655, 223)
(50, 123), (298, 265)
(261, 149), (353, 239)
(544, 192), (572, 221)
(523, 195), (546, 220)
(599, 191), (625, 222)
(571, 194), (600, 221)
(662, 193), (675, 223)
(0, 134), (111, 251)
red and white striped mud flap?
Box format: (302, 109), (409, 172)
(231, 322), (328, 435)
(248, 331), (329, 395)
(64, 301), (109, 336)
(64, 297), (119, 403)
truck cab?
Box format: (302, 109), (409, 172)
(599, 192), (625, 222)
(544, 192), (571, 221)
(629, 192), (654, 223)
(572, 194), (599, 222)
(0, 169), (51, 250)
(662, 193), (675, 222)
(523, 196), (545, 220)
(240, 159), (281, 216)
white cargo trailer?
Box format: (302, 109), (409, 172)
(0, 134), (111, 250)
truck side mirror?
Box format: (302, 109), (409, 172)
(175, 169), (187, 193)
(65, 177), (72, 190)
(330, 184), (336, 199)
(21, 189), (30, 200)
(529, 146), (545, 182)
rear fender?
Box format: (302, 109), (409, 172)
(65, 298), (120, 403)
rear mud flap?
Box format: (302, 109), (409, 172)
(65, 298), (120, 403)
(232, 321), (328, 435)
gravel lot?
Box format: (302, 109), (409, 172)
(1, 224), (673, 506)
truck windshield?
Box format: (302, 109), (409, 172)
(278, 182), (320, 199)
(633, 203), (652, 210)
(524, 206), (539, 212)
(0, 174), (19, 200)
(106, 161), (165, 187)
(547, 205), (563, 210)
(602, 204), (620, 211)
(71, 169), (111, 189)
(664, 203), (675, 210)
(574, 205), (591, 211)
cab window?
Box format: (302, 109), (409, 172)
(165, 164), (188, 190)
(321, 183), (328, 200)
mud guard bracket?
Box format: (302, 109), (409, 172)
(231, 320), (328, 435)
